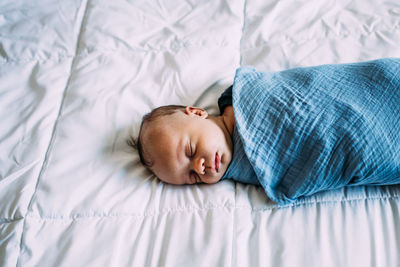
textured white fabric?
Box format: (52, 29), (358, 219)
(0, 0), (399, 266)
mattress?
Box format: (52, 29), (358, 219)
(0, 0), (399, 266)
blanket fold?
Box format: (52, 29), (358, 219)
(232, 58), (400, 205)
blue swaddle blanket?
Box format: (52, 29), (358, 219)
(223, 58), (400, 205)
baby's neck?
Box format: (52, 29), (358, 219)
(221, 106), (235, 137)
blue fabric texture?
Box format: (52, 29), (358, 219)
(222, 126), (259, 185)
(229, 58), (400, 205)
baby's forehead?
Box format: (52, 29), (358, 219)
(141, 118), (176, 151)
(145, 110), (188, 133)
(143, 116), (173, 137)
(140, 111), (188, 158)
(142, 130), (179, 177)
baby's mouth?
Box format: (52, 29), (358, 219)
(215, 153), (220, 172)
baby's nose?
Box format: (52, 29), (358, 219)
(193, 157), (205, 175)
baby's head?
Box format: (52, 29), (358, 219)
(129, 105), (234, 185)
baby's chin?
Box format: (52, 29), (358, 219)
(207, 168), (229, 184)
(208, 176), (223, 184)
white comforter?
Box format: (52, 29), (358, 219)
(1, 0), (399, 266)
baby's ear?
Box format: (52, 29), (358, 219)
(185, 106), (208, 118)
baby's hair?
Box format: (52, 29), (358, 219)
(127, 104), (186, 170)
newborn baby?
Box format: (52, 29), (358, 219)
(130, 104), (235, 185)
(130, 58), (400, 205)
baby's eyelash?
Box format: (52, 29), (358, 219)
(190, 144), (194, 158)
(186, 142), (191, 158)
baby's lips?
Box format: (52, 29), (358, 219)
(215, 153), (220, 172)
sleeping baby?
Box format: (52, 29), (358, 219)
(129, 58), (400, 205)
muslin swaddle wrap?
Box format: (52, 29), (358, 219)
(223, 58), (400, 205)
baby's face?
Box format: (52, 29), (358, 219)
(142, 107), (233, 185)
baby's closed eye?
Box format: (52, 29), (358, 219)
(186, 141), (196, 158)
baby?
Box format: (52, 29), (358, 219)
(128, 103), (236, 185)
(130, 58), (400, 205)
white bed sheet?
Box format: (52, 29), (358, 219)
(1, 0), (399, 266)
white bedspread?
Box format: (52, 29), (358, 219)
(1, 0), (399, 266)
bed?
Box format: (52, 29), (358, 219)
(1, 0), (399, 266)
